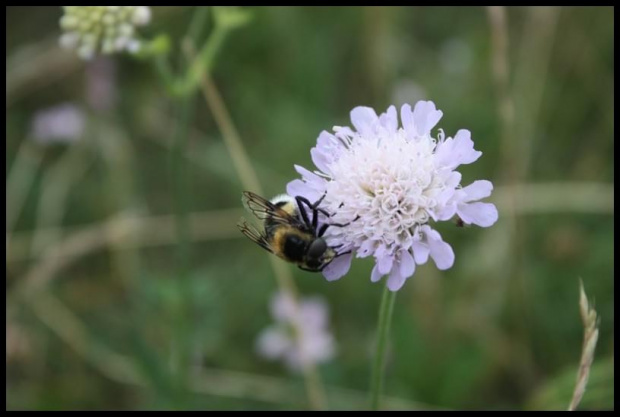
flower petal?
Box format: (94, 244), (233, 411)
(376, 253), (394, 275)
(433, 136), (455, 167)
(434, 202), (457, 221)
(286, 179), (319, 201)
(460, 180), (493, 202)
(300, 298), (329, 329)
(445, 171), (462, 188)
(400, 103), (415, 139)
(294, 164), (321, 182)
(310, 147), (332, 175)
(379, 105), (398, 134)
(411, 240), (429, 264)
(287, 165), (327, 201)
(434, 129), (481, 170)
(357, 239), (376, 258)
(316, 130), (336, 149)
(413, 100), (443, 136)
(451, 129), (482, 165)
(322, 251), (353, 281)
(256, 327), (290, 359)
(333, 126), (355, 141)
(457, 202), (498, 227)
(423, 226), (455, 270)
(350, 106), (379, 136)
(399, 249), (415, 279)
(371, 263), (383, 283)
(387, 265), (407, 291)
(271, 292), (296, 322)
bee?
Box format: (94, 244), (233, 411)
(237, 191), (347, 272)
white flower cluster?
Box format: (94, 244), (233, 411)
(59, 6), (151, 60)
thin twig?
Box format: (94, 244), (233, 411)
(6, 209), (245, 263)
(7, 181), (613, 264)
(11, 211), (144, 299)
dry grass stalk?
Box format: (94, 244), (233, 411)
(568, 279), (600, 411)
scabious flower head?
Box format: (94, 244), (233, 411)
(287, 101), (498, 292)
(256, 292), (336, 371)
(59, 6), (151, 60)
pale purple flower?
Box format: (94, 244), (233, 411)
(256, 292), (336, 371)
(30, 103), (85, 145)
(287, 101), (498, 292)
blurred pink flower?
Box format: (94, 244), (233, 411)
(30, 103), (85, 145)
(256, 291), (336, 371)
(86, 57), (118, 112)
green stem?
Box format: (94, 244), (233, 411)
(179, 25), (227, 95)
(154, 53), (176, 94)
(151, 10), (229, 98)
(369, 285), (397, 410)
(172, 97), (194, 279)
(187, 6), (210, 42)
(169, 84), (195, 409)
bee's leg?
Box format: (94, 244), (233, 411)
(334, 250), (352, 258)
(298, 265), (320, 273)
(329, 215), (361, 228)
(296, 195), (324, 233)
(317, 223), (329, 237)
(296, 195), (323, 212)
(317, 215), (359, 237)
(296, 193), (335, 234)
(294, 196), (313, 230)
(311, 193), (335, 220)
(310, 191), (327, 208)
(316, 208), (331, 217)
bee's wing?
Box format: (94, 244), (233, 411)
(237, 217), (275, 254)
(241, 191), (301, 226)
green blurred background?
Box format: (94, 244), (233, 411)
(6, 6), (613, 410)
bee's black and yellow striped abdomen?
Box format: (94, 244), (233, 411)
(270, 227), (308, 263)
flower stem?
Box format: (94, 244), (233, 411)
(167, 8), (208, 407)
(150, 7), (228, 98)
(370, 285), (397, 410)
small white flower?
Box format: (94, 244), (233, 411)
(256, 292), (336, 371)
(288, 101), (498, 291)
(59, 6), (151, 60)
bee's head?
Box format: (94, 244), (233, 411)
(306, 238), (336, 269)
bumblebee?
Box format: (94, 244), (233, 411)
(237, 191), (346, 272)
